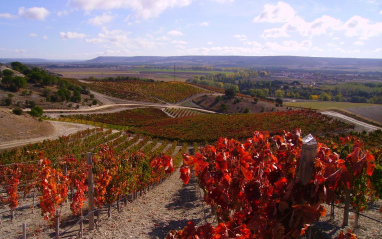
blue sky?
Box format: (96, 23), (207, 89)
(0, 0), (381, 60)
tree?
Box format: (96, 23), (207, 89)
(220, 103), (228, 112)
(275, 89), (285, 98)
(30, 106), (43, 117)
(71, 90), (81, 103)
(28, 71), (43, 84)
(334, 94), (343, 102)
(10, 76), (27, 91)
(259, 71), (268, 77)
(275, 98), (283, 106)
(318, 92), (331, 101)
(1, 97), (12, 106)
(309, 95), (319, 100)
(1, 76), (13, 87)
(2, 69), (14, 77)
(225, 88), (236, 99)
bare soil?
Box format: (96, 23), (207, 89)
(0, 108), (54, 143)
(193, 94), (288, 114)
(345, 106), (382, 124)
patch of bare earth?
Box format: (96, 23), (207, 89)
(89, 171), (214, 239)
(0, 108), (54, 143)
(193, 94), (288, 114)
(345, 106), (382, 124)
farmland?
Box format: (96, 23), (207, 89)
(47, 67), (223, 82)
(87, 80), (210, 103)
(284, 101), (380, 110)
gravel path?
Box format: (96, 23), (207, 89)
(321, 111), (381, 132)
(88, 170), (214, 239)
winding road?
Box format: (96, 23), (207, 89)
(321, 111), (381, 132)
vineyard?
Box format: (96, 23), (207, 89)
(138, 109), (355, 142)
(87, 80), (209, 103)
(55, 109), (354, 143)
(0, 127), (194, 238)
(1, 127), (381, 238)
(163, 108), (207, 118)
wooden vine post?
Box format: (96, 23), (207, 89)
(343, 187), (351, 227)
(297, 134), (317, 185)
(87, 152), (95, 230)
(55, 209), (60, 239)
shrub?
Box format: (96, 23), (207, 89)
(12, 108), (23, 115)
(30, 106), (43, 117)
(2, 97), (12, 106)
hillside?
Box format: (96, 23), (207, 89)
(192, 94), (287, 114)
(0, 108), (54, 143)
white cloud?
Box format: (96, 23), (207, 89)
(264, 40), (313, 52)
(70, 0), (192, 19)
(0, 13), (16, 19)
(342, 15), (382, 40)
(0, 48), (27, 54)
(60, 31), (86, 39)
(167, 30), (183, 36)
(255, 2), (382, 40)
(183, 46), (263, 55)
(86, 29), (132, 48)
(211, 0), (235, 3)
(374, 48), (382, 52)
(312, 46), (324, 52)
(172, 40), (187, 44)
(207, 41), (214, 45)
(200, 21), (209, 26)
(18, 7), (50, 20)
(327, 43), (338, 47)
(29, 33), (38, 37)
(297, 15), (341, 37)
(253, 2), (295, 23)
(57, 10), (69, 16)
(243, 41), (262, 48)
(234, 34), (247, 41)
(88, 13), (115, 26)
(380, 10), (382, 14)
(261, 27), (289, 39)
(43, 35), (48, 40)
(353, 41), (364, 46)
(135, 37), (158, 48)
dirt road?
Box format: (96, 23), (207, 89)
(321, 111), (381, 132)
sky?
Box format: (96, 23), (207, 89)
(0, 0), (381, 60)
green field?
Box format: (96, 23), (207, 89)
(284, 101), (379, 110)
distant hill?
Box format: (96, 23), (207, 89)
(85, 56), (382, 69)
(0, 58), (49, 64)
(2, 56), (382, 71)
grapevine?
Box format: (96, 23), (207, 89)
(171, 130), (377, 239)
